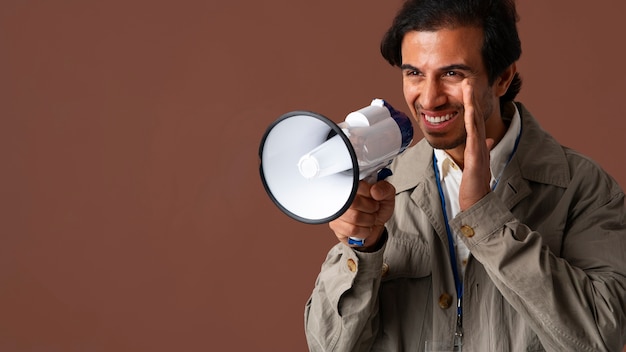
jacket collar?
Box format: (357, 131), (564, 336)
(510, 102), (570, 188)
(387, 102), (570, 207)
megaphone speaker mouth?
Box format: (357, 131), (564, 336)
(259, 99), (413, 225)
(259, 111), (359, 224)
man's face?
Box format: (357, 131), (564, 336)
(400, 26), (499, 152)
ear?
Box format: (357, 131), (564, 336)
(494, 63), (516, 97)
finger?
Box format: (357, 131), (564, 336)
(462, 79), (476, 137)
(462, 79), (492, 165)
(356, 180), (372, 196)
(340, 207), (377, 227)
(370, 181), (396, 228)
(462, 79), (486, 141)
(350, 192), (380, 213)
(329, 218), (372, 242)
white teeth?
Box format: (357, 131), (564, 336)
(425, 113), (454, 124)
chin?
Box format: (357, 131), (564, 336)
(425, 134), (466, 151)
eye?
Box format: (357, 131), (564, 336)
(443, 70), (465, 81)
(404, 69), (419, 77)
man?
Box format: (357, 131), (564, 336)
(304, 0), (626, 351)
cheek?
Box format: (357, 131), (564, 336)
(442, 82), (463, 102)
(402, 84), (418, 114)
(402, 80), (418, 103)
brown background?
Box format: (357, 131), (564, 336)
(1, 1), (625, 351)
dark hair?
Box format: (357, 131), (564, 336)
(380, 0), (522, 104)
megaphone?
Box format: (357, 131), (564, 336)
(259, 98), (413, 227)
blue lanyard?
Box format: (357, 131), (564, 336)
(432, 157), (464, 317)
(431, 124), (522, 321)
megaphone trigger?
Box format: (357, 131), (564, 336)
(377, 167), (393, 182)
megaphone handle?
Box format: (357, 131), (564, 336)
(348, 167), (392, 247)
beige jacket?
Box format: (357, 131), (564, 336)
(304, 103), (626, 352)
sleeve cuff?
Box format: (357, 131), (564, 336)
(449, 192), (516, 249)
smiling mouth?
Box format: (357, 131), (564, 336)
(424, 112), (457, 124)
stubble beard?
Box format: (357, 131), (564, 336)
(425, 131), (467, 151)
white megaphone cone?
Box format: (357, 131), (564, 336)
(259, 99), (413, 237)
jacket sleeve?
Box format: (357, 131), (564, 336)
(451, 182), (626, 352)
(304, 239), (386, 352)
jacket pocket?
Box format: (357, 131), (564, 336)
(382, 234), (432, 281)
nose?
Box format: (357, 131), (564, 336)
(419, 78), (447, 110)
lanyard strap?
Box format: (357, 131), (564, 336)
(433, 156), (463, 317)
(431, 124), (522, 320)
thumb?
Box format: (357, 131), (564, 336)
(486, 137), (496, 151)
(370, 180), (396, 202)
(370, 181), (396, 228)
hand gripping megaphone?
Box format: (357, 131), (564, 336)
(258, 98), (413, 231)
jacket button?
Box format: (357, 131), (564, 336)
(381, 263), (389, 277)
(460, 225), (475, 238)
(438, 293), (453, 309)
(347, 258), (357, 272)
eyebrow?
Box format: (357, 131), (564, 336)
(400, 63), (476, 73)
(400, 64), (419, 72)
(441, 64), (475, 73)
